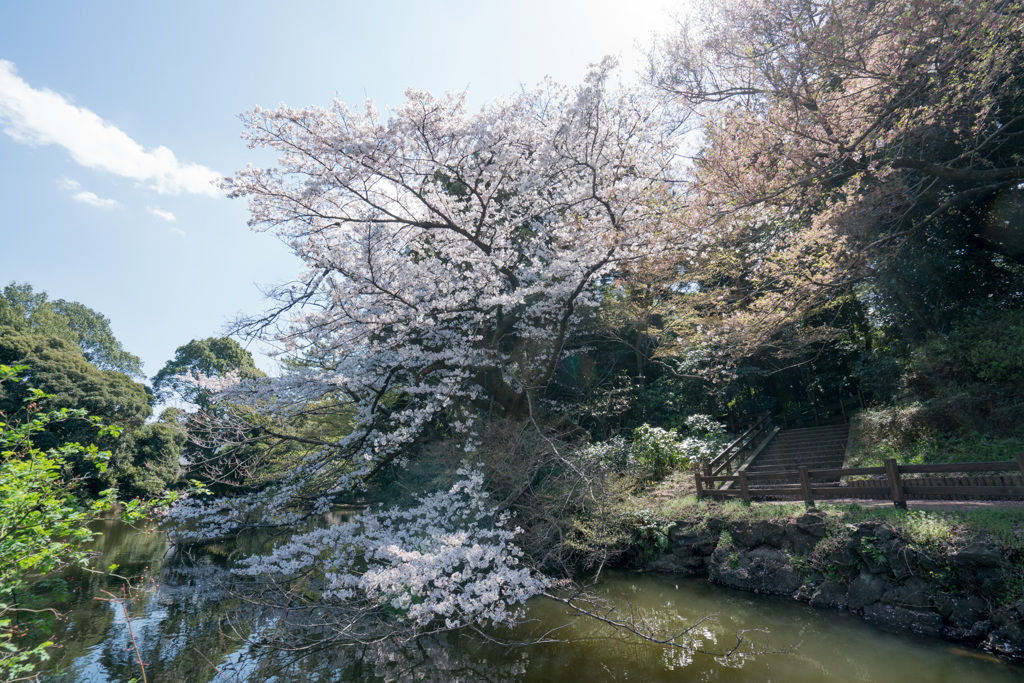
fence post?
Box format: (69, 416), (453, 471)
(799, 466), (815, 508)
(739, 470), (751, 504)
(695, 472), (704, 500)
(885, 458), (907, 509)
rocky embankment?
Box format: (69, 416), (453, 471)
(649, 509), (1024, 659)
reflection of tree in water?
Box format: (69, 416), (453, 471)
(46, 546), (530, 683)
(194, 563), (532, 683)
(48, 558), (259, 682)
(34, 532), (1024, 683)
(38, 517), (788, 683)
(59, 559), (763, 682)
(212, 630), (529, 683)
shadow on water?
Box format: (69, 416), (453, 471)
(33, 516), (1024, 683)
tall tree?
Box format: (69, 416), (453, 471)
(0, 327), (152, 494)
(650, 0), (1024, 358)
(151, 336), (264, 409)
(163, 62), (680, 632)
(0, 282), (144, 376)
(193, 60), (677, 487)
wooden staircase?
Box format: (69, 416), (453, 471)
(744, 423), (850, 478)
(696, 418), (854, 499)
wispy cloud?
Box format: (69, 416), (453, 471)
(73, 190), (120, 209)
(168, 225), (187, 237)
(59, 177), (120, 209)
(0, 60), (221, 197)
(59, 177), (82, 192)
(148, 206), (177, 222)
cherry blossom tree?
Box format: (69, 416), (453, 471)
(650, 0), (1024, 358)
(194, 60), (676, 486)
(165, 61), (681, 632)
(226, 466), (547, 633)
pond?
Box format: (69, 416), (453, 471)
(35, 517), (1024, 682)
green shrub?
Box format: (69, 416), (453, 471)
(632, 417), (726, 480)
(629, 508), (670, 565)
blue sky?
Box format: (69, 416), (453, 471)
(0, 0), (680, 380)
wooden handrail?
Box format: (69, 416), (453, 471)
(705, 413), (771, 477)
(700, 459), (1024, 484)
(695, 453), (1024, 506)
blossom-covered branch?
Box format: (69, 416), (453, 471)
(173, 60), (679, 521)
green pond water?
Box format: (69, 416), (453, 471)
(33, 517), (1024, 682)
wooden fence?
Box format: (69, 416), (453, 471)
(695, 454), (1024, 507)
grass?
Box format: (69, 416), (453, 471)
(837, 504), (1024, 551)
(848, 431), (1024, 469)
(841, 506), (960, 550)
(639, 466), (1024, 603)
(639, 458), (1024, 607)
(652, 495), (809, 525)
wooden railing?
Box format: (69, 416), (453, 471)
(702, 413), (773, 480)
(695, 454), (1024, 507)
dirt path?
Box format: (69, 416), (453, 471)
(819, 498), (1024, 512)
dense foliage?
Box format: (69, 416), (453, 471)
(0, 327), (161, 497)
(647, 0), (1024, 364)
(0, 365), (117, 678)
(0, 293), (190, 500)
(0, 283), (143, 377)
(151, 336), (264, 409)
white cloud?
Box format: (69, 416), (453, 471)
(148, 206), (177, 222)
(72, 190), (120, 209)
(168, 225), (187, 237)
(60, 178), (120, 208)
(0, 60), (222, 197)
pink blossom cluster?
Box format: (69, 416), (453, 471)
(232, 467), (547, 629)
(198, 58), (679, 474)
(165, 60), (679, 631)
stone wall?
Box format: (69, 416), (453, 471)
(648, 509), (1024, 659)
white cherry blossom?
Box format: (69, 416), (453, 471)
(166, 60), (681, 631)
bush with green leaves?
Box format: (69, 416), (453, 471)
(0, 365), (117, 677)
(632, 416), (726, 480)
(575, 436), (635, 472)
(0, 365), (186, 680)
(683, 413), (726, 438)
(630, 508), (670, 565)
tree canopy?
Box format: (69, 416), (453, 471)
(200, 60), (679, 482)
(151, 336), (264, 408)
(0, 327), (151, 434)
(0, 282), (144, 376)
(162, 61), (687, 633)
(650, 0), (1024, 358)
(0, 327), (154, 495)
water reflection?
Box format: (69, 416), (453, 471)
(37, 520), (1024, 683)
